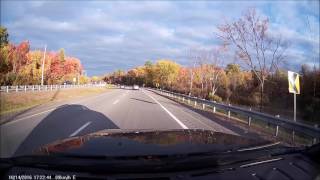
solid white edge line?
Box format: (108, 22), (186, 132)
(240, 158), (283, 168)
(3, 108), (55, 126)
(69, 121), (92, 137)
(237, 142), (281, 152)
(142, 90), (188, 129)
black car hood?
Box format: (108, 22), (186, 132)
(35, 129), (271, 157)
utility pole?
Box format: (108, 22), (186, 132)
(41, 45), (47, 86)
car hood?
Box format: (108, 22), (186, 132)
(35, 129), (271, 157)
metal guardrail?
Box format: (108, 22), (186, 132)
(0, 84), (106, 93)
(149, 88), (320, 145)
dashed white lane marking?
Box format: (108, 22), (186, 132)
(142, 90), (188, 129)
(113, 99), (119, 105)
(69, 121), (92, 137)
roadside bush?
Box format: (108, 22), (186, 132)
(208, 93), (222, 102)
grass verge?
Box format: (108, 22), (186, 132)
(0, 87), (111, 116)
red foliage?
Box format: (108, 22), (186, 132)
(8, 41), (30, 73)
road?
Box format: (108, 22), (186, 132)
(0, 88), (259, 158)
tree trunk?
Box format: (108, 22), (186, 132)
(260, 81), (264, 112)
(201, 82), (204, 98)
(189, 70), (193, 96)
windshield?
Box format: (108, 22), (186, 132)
(0, 0), (319, 162)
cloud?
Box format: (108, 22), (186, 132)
(1, 1), (319, 76)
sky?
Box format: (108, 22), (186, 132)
(1, 0), (319, 76)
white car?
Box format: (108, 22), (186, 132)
(120, 85), (125, 89)
(133, 85), (139, 90)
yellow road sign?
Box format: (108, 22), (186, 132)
(288, 71), (300, 94)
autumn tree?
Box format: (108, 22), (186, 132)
(217, 8), (287, 111)
(154, 60), (180, 89)
(225, 63), (245, 102)
(173, 67), (190, 94)
(0, 28), (86, 85)
(188, 48), (224, 98)
(186, 49), (198, 96)
(144, 61), (155, 86)
(58, 48), (65, 62)
(0, 26), (9, 47)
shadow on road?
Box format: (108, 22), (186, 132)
(0, 104), (42, 125)
(15, 104), (119, 156)
(50, 88), (60, 101)
(150, 90), (268, 141)
(130, 98), (156, 104)
(180, 103), (267, 140)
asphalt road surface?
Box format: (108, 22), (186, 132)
(0, 88), (260, 158)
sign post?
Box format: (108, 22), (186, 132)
(288, 71), (300, 122)
(288, 71), (300, 143)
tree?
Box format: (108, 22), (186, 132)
(144, 60), (155, 86)
(0, 26), (9, 47)
(225, 63), (244, 102)
(0, 31), (85, 85)
(154, 60), (180, 89)
(189, 48), (223, 98)
(58, 48), (65, 62)
(186, 49), (198, 96)
(217, 8), (287, 111)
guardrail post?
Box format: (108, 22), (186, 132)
(275, 125), (279, 137)
(64, 84), (66, 88)
(202, 104), (205, 110)
(50, 85), (53, 91)
(32, 85), (34, 91)
(228, 104), (231, 119)
(38, 85), (41, 91)
(45, 85), (47, 91)
(312, 124), (318, 145)
(212, 101), (216, 113)
(16, 86), (18, 92)
(194, 101), (197, 107)
(6, 86), (9, 93)
(292, 131), (295, 144)
(274, 115), (280, 137)
(248, 108), (252, 126)
(24, 85), (26, 92)
(182, 97), (185, 102)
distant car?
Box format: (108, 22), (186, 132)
(62, 81), (73, 85)
(120, 85), (125, 89)
(133, 85), (139, 90)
